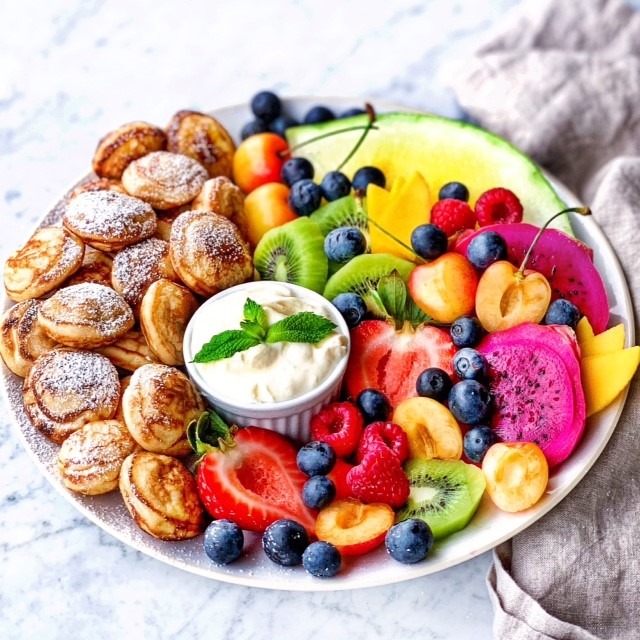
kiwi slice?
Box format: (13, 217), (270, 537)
(310, 195), (369, 240)
(254, 217), (328, 294)
(323, 253), (414, 316)
(396, 459), (486, 540)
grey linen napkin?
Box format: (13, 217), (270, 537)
(452, 0), (640, 638)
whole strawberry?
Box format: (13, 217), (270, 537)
(347, 442), (410, 508)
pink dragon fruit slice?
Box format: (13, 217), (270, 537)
(478, 323), (586, 468)
(456, 223), (609, 334)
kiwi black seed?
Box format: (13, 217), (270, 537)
(395, 459), (486, 540)
(253, 217), (328, 294)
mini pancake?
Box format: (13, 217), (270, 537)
(154, 205), (191, 242)
(95, 329), (160, 372)
(65, 249), (113, 288)
(38, 283), (134, 349)
(119, 451), (205, 540)
(192, 176), (249, 240)
(0, 300), (58, 377)
(92, 121), (167, 180)
(111, 238), (178, 310)
(63, 190), (157, 252)
(58, 419), (138, 495)
(122, 363), (204, 456)
(70, 177), (127, 199)
(4, 227), (85, 302)
(139, 279), (199, 366)
(166, 110), (235, 179)
(114, 375), (132, 423)
(121, 151), (207, 210)
(169, 210), (253, 297)
(23, 349), (120, 444)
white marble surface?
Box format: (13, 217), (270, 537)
(0, 1), (533, 638)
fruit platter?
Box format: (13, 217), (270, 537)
(1, 95), (637, 591)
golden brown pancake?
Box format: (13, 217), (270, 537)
(119, 451), (205, 540)
(166, 110), (235, 179)
(121, 151), (207, 210)
(122, 363), (204, 456)
(4, 227), (85, 302)
(169, 210), (253, 297)
(92, 121), (167, 180)
(139, 279), (199, 366)
(95, 329), (160, 372)
(70, 178), (127, 199)
(23, 349), (120, 444)
(192, 176), (249, 240)
(38, 283), (135, 349)
(58, 419), (138, 495)
(65, 249), (113, 288)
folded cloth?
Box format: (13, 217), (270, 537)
(452, 1), (640, 638)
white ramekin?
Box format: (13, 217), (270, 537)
(183, 281), (351, 443)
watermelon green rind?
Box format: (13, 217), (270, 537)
(286, 112), (571, 235)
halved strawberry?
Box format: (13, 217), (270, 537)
(189, 411), (315, 535)
(344, 320), (456, 408)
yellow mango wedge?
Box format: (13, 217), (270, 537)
(580, 323), (625, 357)
(581, 346), (640, 417)
(576, 316), (594, 344)
(366, 172), (431, 261)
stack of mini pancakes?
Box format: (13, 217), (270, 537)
(1, 112), (255, 541)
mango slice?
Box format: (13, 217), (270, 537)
(366, 172), (431, 261)
(576, 316), (594, 344)
(581, 346), (640, 417)
(579, 323), (625, 357)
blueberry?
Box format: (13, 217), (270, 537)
(320, 171), (352, 202)
(411, 224), (448, 260)
(438, 182), (469, 202)
(385, 519), (434, 564)
(355, 388), (391, 424)
(544, 299), (581, 329)
(297, 441), (336, 477)
(289, 179), (322, 215)
(340, 107), (366, 118)
(303, 105), (336, 125)
(302, 475), (336, 510)
(281, 157), (314, 187)
(240, 119), (270, 140)
(270, 114), (300, 139)
(453, 348), (487, 381)
(450, 316), (484, 348)
(448, 380), (491, 425)
(352, 166), (386, 192)
(250, 90), (281, 123)
(262, 519), (310, 566)
(302, 541), (342, 577)
(324, 227), (366, 264)
(463, 425), (497, 463)
(466, 231), (507, 270)
(203, 519), (244, 565)
(415, 368), (452, 403)
(332, 292), (367, 329)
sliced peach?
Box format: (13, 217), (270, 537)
(315, 498), (394, 556)
(392, 397), (462, 461)
(475, 261), (551, 332)
(581, 346), (640, 417)
(482, 442), (548, 513)
(579, 323), (625, 357)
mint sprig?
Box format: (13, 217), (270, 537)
(192, 298), (337, 364)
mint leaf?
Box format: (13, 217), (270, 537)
(192, 330), (261, 363)
(377, 271), (407, 321)
(265, 312), (336, 344)
(243, 298), (268, 330)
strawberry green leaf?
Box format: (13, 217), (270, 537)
(265, 312), (336, 344)
(192, 330), (261, 363)
(377, 271), (407, 321)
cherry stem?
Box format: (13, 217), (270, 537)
(518, 206), (591, 276)
(278, 103), (378, 161)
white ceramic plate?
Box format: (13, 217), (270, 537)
(1, 98), (634, 591)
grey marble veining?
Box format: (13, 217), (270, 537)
(0, 1), (527, 638)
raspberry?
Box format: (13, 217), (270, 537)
(430, 199), (477, 236)
(475, 188), (523, 226)
(347, 442), (410, 508)
(310, 402), (364, 458)
(356, 421), (409, 464)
